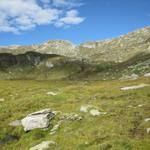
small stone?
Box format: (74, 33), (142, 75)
(9, 120), (22, 127)
(80, 105), (94, 113)
(146, 128), (150, 134)
(89, 109), (107, 116)
(60, 113), (82, 121)
(29, 141), (56, 150)
(121, 84), (149, 91)
(47, 91), (57, 96)
(50, 121), (62, 135)
(90, 109), (100, 116)
(145, 118), (150, 122)
(85, 142), (89, 145)
(120, 74), (139, 81)
(138, 104), (143, 107)
(0, 98), (5, 102)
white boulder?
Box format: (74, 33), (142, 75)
(21, 109), (55, 131)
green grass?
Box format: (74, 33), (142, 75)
(0, 77), (150, 150)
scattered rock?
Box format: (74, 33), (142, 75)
(138, 104), (143, 107)
(144, 73), (150, 77)
(0, 135), (19, 145)
(52, 111), (62, 115)
(21, 109), (55, 131)
(29, 141), (56, 150)
(89, 109), (107, 116)
(45, 62), (54, 69)
(80, 105), (107, 116)
(121, 84), (149, 91)
(9, 120), (22, 127)
(89, 109), (100, 116)
(0, 98), (5, 102)
(146, 128), (150, 134)
(50, 121), (62, 135)
(80, 105), (94, 113)
(144, 118), (150, 122)
(127, 105), (136, 108)
(120, 74), (139, 81)
(85, 141), (89, 145)
(60, 113), (82, 121)
(47, 91), (57, 96)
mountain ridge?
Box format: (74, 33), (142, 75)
(0, 26), (150, 80)
(0, 26), (150, 63)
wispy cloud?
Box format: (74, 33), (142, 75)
(0, 0), (85, 34)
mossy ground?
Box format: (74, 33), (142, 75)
(0, 77), (150, 150)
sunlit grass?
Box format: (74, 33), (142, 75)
(0, 77), (150, 150)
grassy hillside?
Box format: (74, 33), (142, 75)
(0, 51), (150, 80)
(0, 77), (150, 150)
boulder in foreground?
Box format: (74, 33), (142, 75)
(21, 109), (55, 131)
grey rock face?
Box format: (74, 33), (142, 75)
(21, 109), (55, 131)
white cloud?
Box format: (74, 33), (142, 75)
(53, 0), (83, 7)
(0, 0), (85, 34)
(56, 10), (85, 27)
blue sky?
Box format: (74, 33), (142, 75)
(0, 0), (150, 46)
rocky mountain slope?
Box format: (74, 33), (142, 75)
(1, 26), (150, 62)
(0, 26), (150, 80)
